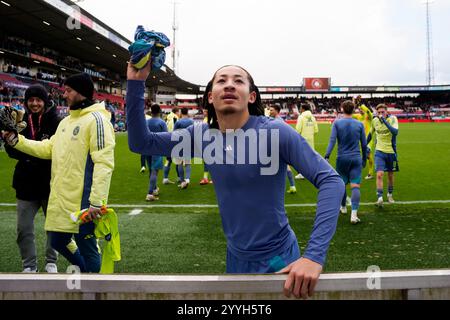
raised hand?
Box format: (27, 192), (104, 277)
(127, 61), (152, 81)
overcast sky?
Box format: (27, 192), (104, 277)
(77, 0), (450, 87)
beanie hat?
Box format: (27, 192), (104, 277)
(25, 84), (49, 107)
(64, 73), (94, 100)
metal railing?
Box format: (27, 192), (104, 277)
(0, 269), (449, 300)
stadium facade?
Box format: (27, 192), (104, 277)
(1, 0), (449, 119)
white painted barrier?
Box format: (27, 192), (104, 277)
(0, 270), (449, 300)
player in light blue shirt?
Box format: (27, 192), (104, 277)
(325, 100), (367, 224)
(126, 63), (344, 299)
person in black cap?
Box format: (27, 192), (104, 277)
(5, 84), (60, 273)
(2, 73), (115, 273)
(63, 72), (95, 109)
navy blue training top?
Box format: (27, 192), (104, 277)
(126, 80), (344, 265)
(174, 117), (194, 130)
(325, 118), (367, 162)
(147, 117), (167, 133)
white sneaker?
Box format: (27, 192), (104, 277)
(350, 214), (361, 224)
(376, 197), (384, 207)
(295, 173), (304, 180)
(340, 206), (347, 214)
(45, 263), (58, 273)
(145, 194), (159, 201)
(387, 193), (395, 203)
(140, 166), (146, 173)
(152, 187), (160, 196)
(22, 267), (37, 273)
(179, 181), (189, 189)
(365, 174), (374, 180)
(162, 178), (175, 185)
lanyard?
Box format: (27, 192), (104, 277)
(28, 114), (43, 140)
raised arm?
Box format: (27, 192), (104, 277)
(360, 104), (373, 121)
(381, 116), (399, 136)
(126, 63), (192, 157)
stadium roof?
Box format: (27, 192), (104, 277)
(0, 0), (200, 94)
(251, 85), (450, 95)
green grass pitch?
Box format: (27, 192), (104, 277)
(0, 122), (449, 273)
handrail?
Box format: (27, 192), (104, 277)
(0, 270), (449, 300)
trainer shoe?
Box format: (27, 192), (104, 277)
(45, 263), (58, 274)
(140, 166), (146, 173)
(287, 186), (297, 194)
(152, 187), (160, 196)
(376, 197), (384, 207)
(179, 181), (189, 189)
(350, 212), (361, 224)
(199, 178), (209, 185)
(145, 194), (159, 201)
(295, 173), (304, 180)
(364, 174), (374, 180)
(387, 193), (395, 203)
(340, 206), (347, 214)
(22, 267), (37, 273)
(162, 178), (175, 185)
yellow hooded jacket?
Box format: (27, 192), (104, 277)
(165, 111), (178, 132)
(14, 102), (115, 233)
(295, 110), (319, 149)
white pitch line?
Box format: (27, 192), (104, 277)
(1, 200), (450, 208)
(128, 209), (143, 216)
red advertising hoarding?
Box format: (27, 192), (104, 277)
(303, 78), (331, 91)
(30, 53), (56, 65)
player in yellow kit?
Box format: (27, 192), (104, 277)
(353, 96), (374, 179)
(369, 104), (399, 207)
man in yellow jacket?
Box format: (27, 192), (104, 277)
(295, 103), (319, 179)
(352, 96), (375, 179)
(2, 73), (115, 273)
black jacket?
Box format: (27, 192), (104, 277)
(5, 106), (61, 201)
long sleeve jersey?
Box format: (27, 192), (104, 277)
(371, 115), (399, 154)
(126, 80), (344, 265)
(325, 118), (367, 163)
